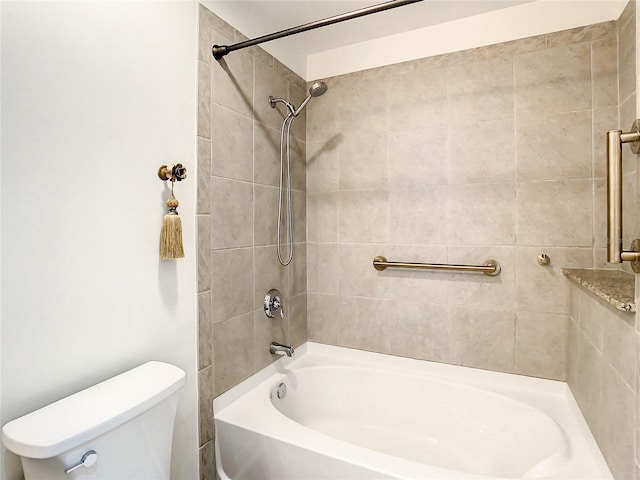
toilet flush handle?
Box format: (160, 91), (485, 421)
(64, 450), (98, 475)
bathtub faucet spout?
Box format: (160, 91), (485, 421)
(270, 342), (294, 357)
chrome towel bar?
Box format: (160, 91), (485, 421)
(372, 256), (501, 276)
(606, 120), (640, 272)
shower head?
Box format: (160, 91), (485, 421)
(309, 81), (328, 97)
(293, 82), (329, 117)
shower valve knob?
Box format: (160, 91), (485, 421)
(264, 289), (284, 318)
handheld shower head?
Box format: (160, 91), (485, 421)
(309, 81), (328, 97)
(293, 82), (329, 117)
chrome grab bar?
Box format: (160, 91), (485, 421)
(606, 120), (640, 272)
(372, 256), (501, 276)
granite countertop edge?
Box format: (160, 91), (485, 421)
(562, 268), (636, 313)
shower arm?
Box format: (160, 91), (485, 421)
(212, 0), (423, 60)
(606, 119), (640, 272)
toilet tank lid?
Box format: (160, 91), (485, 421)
(2, 361), (185, 459)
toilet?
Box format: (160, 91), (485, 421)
(2, 361), (185, 480)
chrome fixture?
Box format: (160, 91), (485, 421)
(264, 289), (284, 318)
(270, 82), (328, 266)
(64, 450), (98, 474)
(270, 342), (294, 357)
(606, 121), (640, 272)
(537, 254), (551, 266)
(212, 0), (423, 60)
(373, 256), (501, 276)
(275, 382), (287, 399)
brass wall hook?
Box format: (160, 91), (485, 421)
(158, 164), (187, 182)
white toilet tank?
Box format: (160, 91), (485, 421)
(2, 361), (185, 480)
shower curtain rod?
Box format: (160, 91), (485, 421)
(212, 0), (424, 60)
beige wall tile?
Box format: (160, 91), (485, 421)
(574, 331), (604, 434)
(618, 6), (636, 103)
(253, 58), (287, 130)
(448, 246), (515, 311)
(211, 50), (253, 118)
(290, 243), (307, 297)
(447, 56), (514, 122)
(198, 366), (214, 446)
(254, 308), (286, 370)
(547, 22), (615, 47)
(515, 311), (568, 380)
(211, 177), (253, 249)
(307, 293), (339, 344)
(592, 38), (618, 109)
(253, 184), (278, 247)
(253, 121), (280, 187)
(389, 186), (448, 245)
(516, 111), (592, 181)
(197, 215), (211, 293)
(569, 283), (581, 322)
(339, 243), (386, 298)
(288, 293), (308, 348)
(292, 190), (306, 243)
(198, 61), (211, 139)
(339, 296), (390, 353)
(339, 134), (388, 190)
(337, 75), (388, 136)
(197, 137), (211, 214)
(198, 291), (212, 370)
(211, 248), (253, 324)
(306, 86), (338, 146)
(387, 62), (447, 132)
(449, 307), (515, 372)
(199, 441), (216, 480)
(593, 178), (607, 248)
(389, 128), (447, 188)
(307, 242), (339, 294)
(579, 290), (606, 352)
(198, 5), (213, 65)
(213, 312), (255, 396)
(307, 192), (337, 242)
(514, 43), (591, 116)
(567, 316), (580, 388)
(601, 306), (636, 388)
(290, 137), (306, 192)
(389, 301), (450, 363)
(254, 245), (288, 310)
(211, 105), (253, 182)
(516, 246), (593, 314)
(599, 363), (636, 480)
(339, 190), (389, 243)
(447, 183), (516, 245)
(306, 139), (339, 193)
(516, 179), (593, 246)
(448, 119), (514, 185)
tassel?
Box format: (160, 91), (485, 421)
(160, 196), (184, 259)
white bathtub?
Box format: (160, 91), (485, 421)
(214, 343), (611, 480)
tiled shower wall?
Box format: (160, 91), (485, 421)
(196, 5), (308, 474)
(567, 2), (639, 479)
(306, 21), (619, 381)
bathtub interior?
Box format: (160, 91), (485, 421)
(214, 342), (612, 480)
(269, 367), (571, 478)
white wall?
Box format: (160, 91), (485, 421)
(1, 2), (199, 479)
